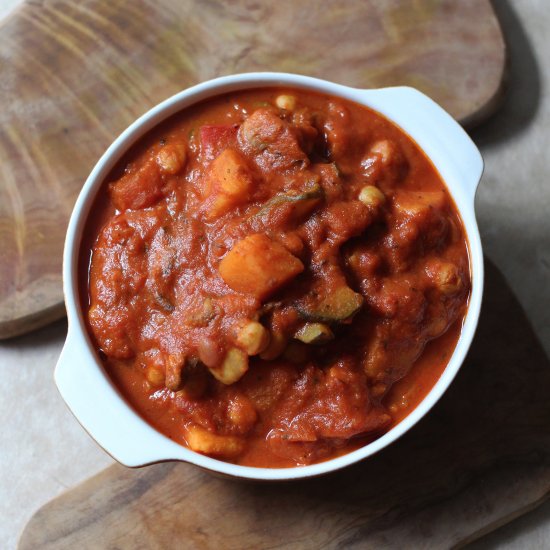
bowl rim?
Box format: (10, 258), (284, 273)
(56, 71), (484, 481)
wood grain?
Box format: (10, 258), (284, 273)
(0, 0), (506, 339)
(18, 260), (550, 549)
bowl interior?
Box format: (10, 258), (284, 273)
(59, 72), (483, 480)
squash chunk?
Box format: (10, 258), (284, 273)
(203, 149), (254, 220)
(219, 233), (304, 300)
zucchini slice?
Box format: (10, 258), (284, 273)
(298, 286), (364, 323)
(254, 184), (323, 221)
(294, 322), (334, 344)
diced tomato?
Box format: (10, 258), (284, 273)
(200, 125), (239, 161)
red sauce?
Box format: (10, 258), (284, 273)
(81, 88), (470, 467)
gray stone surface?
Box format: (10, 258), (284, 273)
(0, 0), (548, 549)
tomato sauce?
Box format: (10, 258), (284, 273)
(81, 88), (470, 467)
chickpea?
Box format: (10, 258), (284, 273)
(430, 261), (462, 295)
(275, 94), (296, 111)
(358, 185), (385, 209)
(370, 383), (387, 397)
(156, 141), (187, 174)
(209, 347), (249, 385)
(236, 320), (270, 356)
(369, 139), (394, 164)
(145, 366), (165, 387)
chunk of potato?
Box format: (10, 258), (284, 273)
(209, 347), (249, 385)
(185, 425), (245, 458)
(361, 139), (406, 183)
(219, 233), (304, 300)
(203, 149), (255, 220)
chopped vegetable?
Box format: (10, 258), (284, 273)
(369, 139), (395, 164)
(200, 125), (238, 160)
(239, 108), (309, 170)
(253, 184), (323, 222)
(110, 158), (163, 211)
(219, 233), (304, 300)
(203, 149), (255, 220)
(299, 286), (364, 323)
(294, 322), (334, 345)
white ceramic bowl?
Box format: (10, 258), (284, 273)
(56, 72), (484, 481)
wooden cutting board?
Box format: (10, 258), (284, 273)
(0, 0), (506, 339)
(18, 260), (550, 549)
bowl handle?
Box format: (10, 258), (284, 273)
(357, 86), (484, 203)
(54, 328), (187, 467)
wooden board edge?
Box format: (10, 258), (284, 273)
(459, 67), (508, 129)
(454, 490), (550, 549)
(16, 465), (550, 550)
(460, 0), (509, 129)
(0, 301), (66, 340)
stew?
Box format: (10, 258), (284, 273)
(82, 88), (470, 467)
